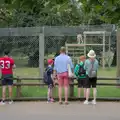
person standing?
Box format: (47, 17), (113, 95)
(74, 56), (87, 99)
(44, 59), (55, 103)
(84, 50), (99, 105)
(53, 47), (74, 105)
(0, 50), (16, 105)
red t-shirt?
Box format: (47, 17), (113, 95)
(0, 57), (15, 75)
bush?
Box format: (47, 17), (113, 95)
(28, 50), (39, 67)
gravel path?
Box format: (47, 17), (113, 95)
(0, 102), (119, 120)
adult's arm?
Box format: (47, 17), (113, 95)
(53, 58), (57, 77)
(84, 60), (87, 70)
(12, 64), (16, 69)
(68, 57), (74, 72)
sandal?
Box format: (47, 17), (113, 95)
(65, 102), (69, 105)
(59, 101), (63, 105)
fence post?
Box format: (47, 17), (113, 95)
(16, 77), (22, 98)
(39, 27), (45, 83)
(69, 78), (74, 98)
(117, 28), (120, 85)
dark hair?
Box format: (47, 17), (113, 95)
(4, 50), (10, 55)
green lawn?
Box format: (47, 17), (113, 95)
(0, 67), (120, 98)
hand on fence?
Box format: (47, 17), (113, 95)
(53, 78), (58, 86)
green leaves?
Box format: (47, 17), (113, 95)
(0, 0), (120, 27)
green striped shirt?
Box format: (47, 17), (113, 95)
(74, 61), (87, 79)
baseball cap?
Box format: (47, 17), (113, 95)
(47, 59), (54, 65)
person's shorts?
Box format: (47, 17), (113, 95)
(57, 72), (69, 87)
(48, 84), (54, 89)
(1, 74), (13, 86)
(77, 78), (87, 88)
(47, 81), (54, 88)
(86, 76), (97, 88)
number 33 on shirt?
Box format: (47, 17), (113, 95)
(0, 57), (15, 75)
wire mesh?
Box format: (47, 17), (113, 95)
(0, 36), (39, 77)
(44, 25), (116, 68)
(0, 25), (117, 78)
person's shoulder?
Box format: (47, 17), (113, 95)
(95, 59), (99, 63)
(8, 57), (14, 61)
(80, 61), (84, 64)
(47, 65), (53, 69)
(0, 57), (3, 60)
(55, 55), (61, 59)
(85, 59), (89, 63)
(75, 64), (79, 67)
(66, 55), (72, 60)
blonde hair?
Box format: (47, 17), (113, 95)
(60, 46), (66, 53)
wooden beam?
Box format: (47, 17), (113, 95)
(2, 76), (120, 80)
(83, 31), (111, 35)
(66, 44), (104, 47)
(66, 44), (85, 47)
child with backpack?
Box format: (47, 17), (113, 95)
(44, 59), (55, 103)
(74, 56), (87, 99)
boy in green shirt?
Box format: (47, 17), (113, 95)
(74, 56), (87, 98)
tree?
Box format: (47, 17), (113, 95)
(0, 0), (119, 67)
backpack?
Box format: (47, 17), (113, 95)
(78, 63), (86, 76)
(88, 60), (97, 78)
(43, 68), (50, 84)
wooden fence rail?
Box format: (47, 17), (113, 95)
(0, 76), (120, 80)
(0, 77), (120, 101)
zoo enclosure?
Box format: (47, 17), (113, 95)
(0, 25), (117, 78)
(0, 26), (119, 101)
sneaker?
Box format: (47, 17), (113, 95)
(0, 101), (6, 105)
(50, 98), (55, 102)
(91, 100), (96, 105)
(8, 100), (13, 105)
(65, 102), (69, 105)
(47, 99), (51, 103)
(83, 100), (89, 105)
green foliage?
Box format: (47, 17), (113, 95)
(28, 50), (39, 67)
(0, 0), (120, 27)
(0, 0), (119, 67)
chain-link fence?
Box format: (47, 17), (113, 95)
(0, 25), (117, 78)
(0, 25), (119, 98)
(0, 27), (42, 78)
(44, 25), (116, 69)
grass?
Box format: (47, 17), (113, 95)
(0, 67), (120, 98)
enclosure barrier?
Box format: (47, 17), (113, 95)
(0, 77), (120, 101)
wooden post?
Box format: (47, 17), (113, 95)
(84, 33), (86, 57)
(39, 28), (45, 83)
(116, 28), (120, 85)
(69, 78), (74, 98)
(16, 78), (22, 98)
(108, 33), (111, 68)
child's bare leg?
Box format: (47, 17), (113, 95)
(47, 87), (51, 101)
